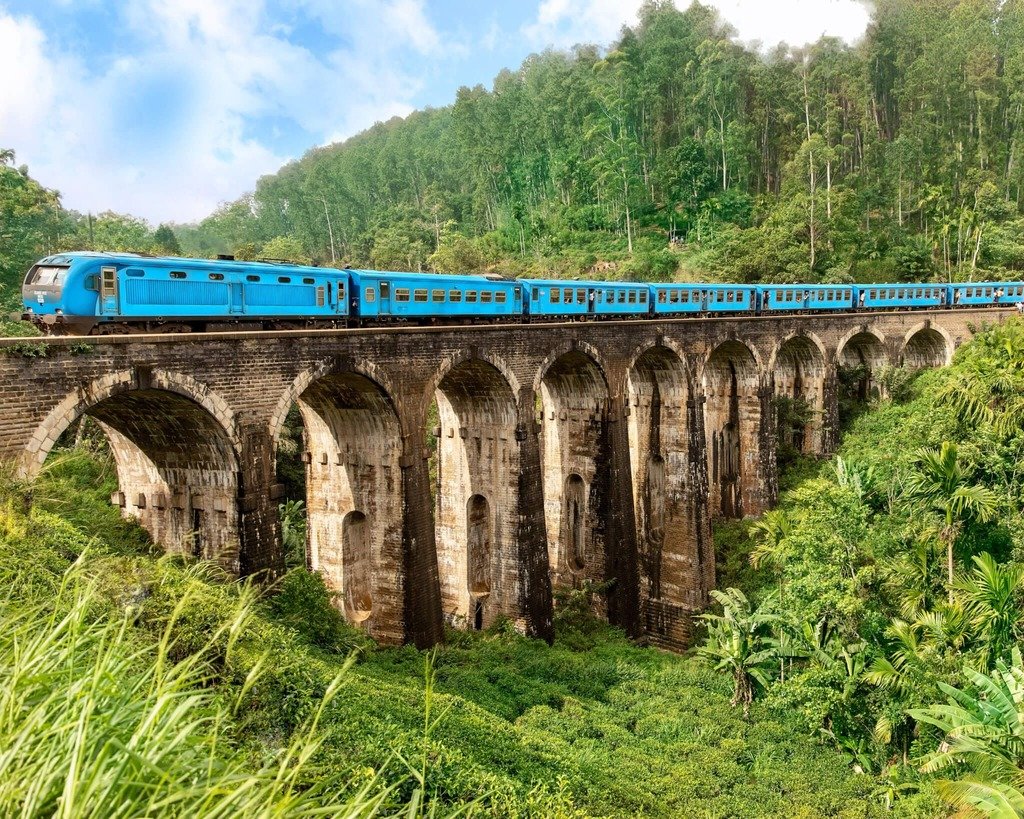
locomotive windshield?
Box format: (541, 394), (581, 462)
(26, 265), (69, 286)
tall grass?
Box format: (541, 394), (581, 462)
(0, 555), (400, 818)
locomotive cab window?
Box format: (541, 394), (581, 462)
(209, 273), (224, 281)
(365, 287), (377, 303)
(100, 267), (117, 296)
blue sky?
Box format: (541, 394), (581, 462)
(0, 0), (870, 224)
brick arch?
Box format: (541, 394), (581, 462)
(431, 356), (520, 631)
(698, 337), (764, 386)
(626, 342), (709, 615)
(532, 340), (611, 397)
(423, 349), (521, 432)
(901, 322), (953, 368)
(625, 336), (692, 386)
(766, 331), (828, 373)
(269, 357), (401, 449)
(294, 368), (404, 643)
(19, 368), (239, 478)
(19, 368), (242, 571)
(836, 325), (890, 368)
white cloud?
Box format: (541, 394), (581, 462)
(0, 0), (448, 223)
(523, 0), (871, 50)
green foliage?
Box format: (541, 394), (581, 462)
(268, 568), (371, 654)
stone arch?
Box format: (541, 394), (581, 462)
(703, 339), (762, 519)
(837, 328), (889, 401)
(432, 358), (519, 630)
(901, 323), (953, 369)
(270, 357), (402, 450)
(21, 369), (242, 571)
(532, 339), (611, 397)
(296, 370), (403, 642)
(771, 334), (828, 456)
(626, 343), (708, 613)
(537, 348), (610, 592)
(425, 349), (521, 431)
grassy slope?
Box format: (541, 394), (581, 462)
(0, 447), (941, 817)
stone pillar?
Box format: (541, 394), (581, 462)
(604, 387), (641, 638)
(515, 390), (554, 642)
(237, 422), (284, 580)
(820, 362), (841, 454)
(400, 435), (444, 649)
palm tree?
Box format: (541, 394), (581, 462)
(956, 553), (1024, 670)
(905, 441), (998, 602)
(910, 649), (1024, 817)
(698, 587), (779, 717)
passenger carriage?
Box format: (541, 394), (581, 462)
(948, 282), (1024, 308)
(520, 279), (651, 319)
(855, 284), (947, 310)
(758, 285), (854, 312)
(348, 270), (521, 321)
(651, 284), (756, 315)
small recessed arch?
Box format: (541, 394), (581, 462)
(563, 473), (587, 572)
(342, 510), (373, 622)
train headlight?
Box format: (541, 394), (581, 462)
(36, 293), (44, 304)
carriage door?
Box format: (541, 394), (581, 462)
(229, 281), (244, 314)
(378, 281), (391, 316)
(99, 266), (119, 315)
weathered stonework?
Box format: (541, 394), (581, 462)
(0, 308), (1005, 650)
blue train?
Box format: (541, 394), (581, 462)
(20, 251), (1024, 334)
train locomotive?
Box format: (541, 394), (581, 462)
(20, 251), (1024, 335)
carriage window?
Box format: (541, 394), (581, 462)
(394, 289), (410, 302)
(316, 286), (325, 307)
(726, 291), (735, 303)
(449, 290), (462, 302)
(278, 276), (291, 283)
(668, 291), (679, 303)
(432, 289), (445, 302)
(170, 271), (186, 279)
(413, 289), (427, 302)
(209, 273), (224, 281)
(682, 291), (690, 303)
(575, 288), (585, 303)
(365, 287), (376, 303)
(466, 291), (477, 302)
(247, 275), (260, 282)
(628, 291), (637, 303)
(658, 291), (667, 304)
(532, 289), (540, 301)
(303, 277), (315, 284)
(606, 290), (614, 301)
(480, 291), (492, 303)
(639, 290), (648, 303)
(551, 288), (561, 303)
(495, 292), (507, 303)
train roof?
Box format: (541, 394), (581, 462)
(37, 251), (343, 277)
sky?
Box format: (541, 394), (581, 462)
(0, 0), (872, 225)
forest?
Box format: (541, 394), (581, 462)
(6, 0), (1024, 299)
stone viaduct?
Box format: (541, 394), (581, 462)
(0, 308), (1008, 649)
